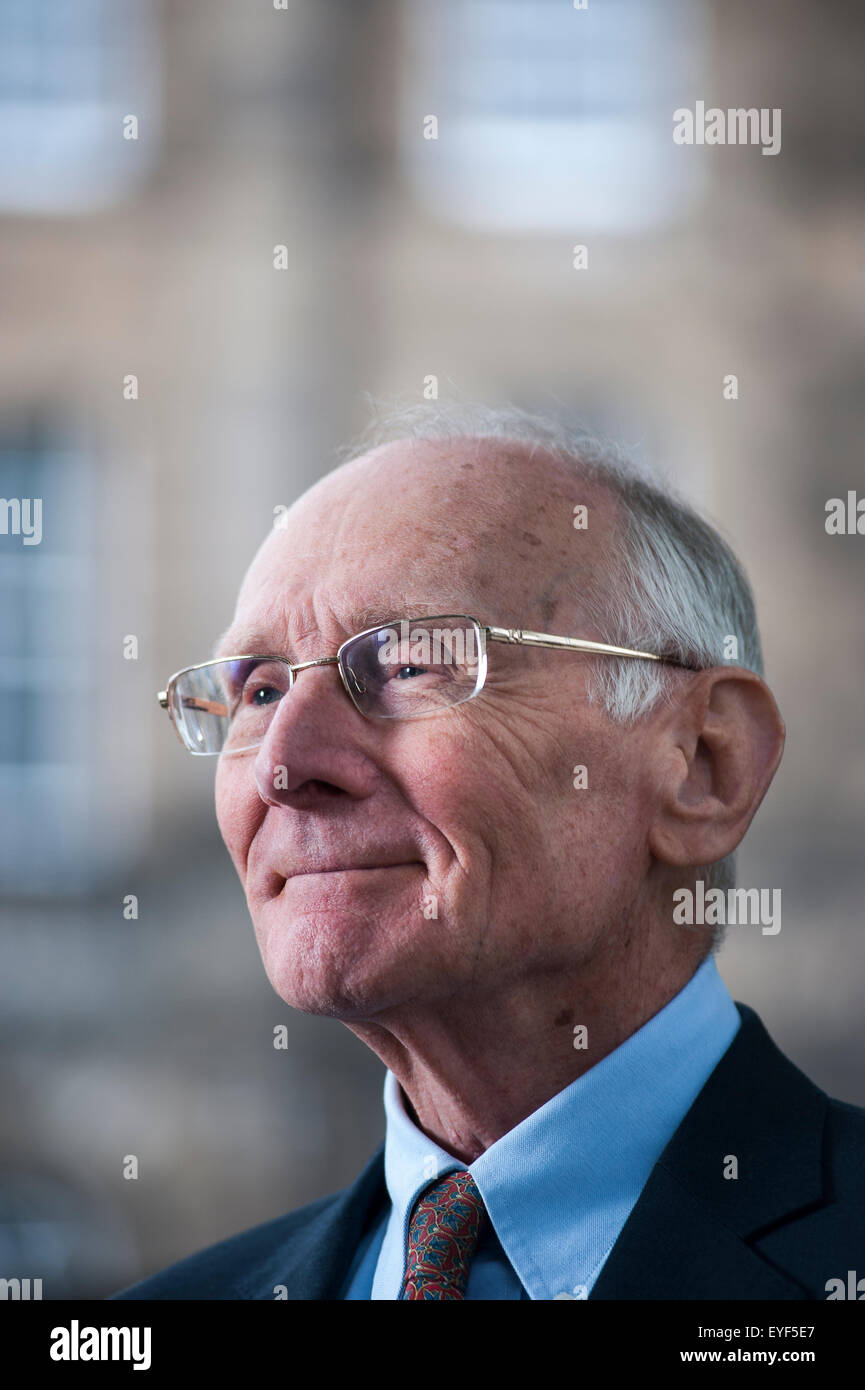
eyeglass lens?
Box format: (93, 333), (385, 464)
(170, 618), (483, 755)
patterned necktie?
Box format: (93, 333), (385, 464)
(400, 1170), (487, 1300)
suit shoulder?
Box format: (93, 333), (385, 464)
(826, 1093), (865, 1179)
(108, 1188), (339, 1301)
(828, 1094), (865, 1123)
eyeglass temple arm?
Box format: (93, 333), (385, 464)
(485, 626), (692, 668)
(156, 692), (228, 715)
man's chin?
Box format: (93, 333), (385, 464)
(254, 908), (415, 1020)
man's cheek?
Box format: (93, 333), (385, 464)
(215, 766), (258, 875)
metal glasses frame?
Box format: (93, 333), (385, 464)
(157, 614), (696, 751)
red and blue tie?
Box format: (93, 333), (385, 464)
(400, 1171), (487, 1299)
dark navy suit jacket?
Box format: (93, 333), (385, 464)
(110, 1004), (865, 1300)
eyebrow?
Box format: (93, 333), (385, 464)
(211, 630), (265, 660)
(212, 602), (477, 661)
(211, 625), (252, 660)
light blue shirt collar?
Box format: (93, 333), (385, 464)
(372, 953), (740, 1300)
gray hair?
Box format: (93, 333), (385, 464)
(339, 398), (766, 950)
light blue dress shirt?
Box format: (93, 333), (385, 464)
(343, 954), (740, 1299)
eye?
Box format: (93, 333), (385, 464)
(394, 665), (426, 681)
(249, 684), (282, 705)
(225, 660), (290, 716)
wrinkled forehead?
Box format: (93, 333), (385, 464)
(230, 535), (512, 654)
(224, 441), (617, 652)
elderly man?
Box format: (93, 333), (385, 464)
(113, 405), (864, 1301)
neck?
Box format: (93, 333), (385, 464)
(347, 932), (706, 1164)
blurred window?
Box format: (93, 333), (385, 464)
(0, 0), (159, 212)
(402, 0), (706, 232)
(0, 425), (92, 892)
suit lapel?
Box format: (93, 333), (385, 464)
(591, 1003), (828, 1299)
(590, 1164), (809, 1299)
(236, 1144), (386, 1299)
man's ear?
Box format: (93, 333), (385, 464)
(647, 668), (785, 870)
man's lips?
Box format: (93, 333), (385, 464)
(280, 860), (423, 880)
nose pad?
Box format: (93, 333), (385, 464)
(346, 667), (366, 697)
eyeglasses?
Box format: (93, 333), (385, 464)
(157, 614), (696, 756)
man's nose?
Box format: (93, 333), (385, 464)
(252, 663), (380, 808)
